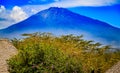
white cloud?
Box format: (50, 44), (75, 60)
(0, 6), (28, 29)
(0, 5), (14, 29)
(10, 6), (28, 22)
(0, 5), (8, 17)
(0, 5), (6, 13)
(49, 0), (118, 7)
(22, 0), (119, 17)
(22, 5), (50, 16)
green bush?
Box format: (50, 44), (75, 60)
(8, 32), (120, 73)
(8, 43), (82, 73)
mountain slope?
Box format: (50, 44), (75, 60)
(0, 7), (120, 47)
(68, 4), (120, 28)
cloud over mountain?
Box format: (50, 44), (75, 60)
(0, 5), (28, 29)
(10, 6), (28, 22)
(50, 0), (120, 7)
(1, 0), (120, 8)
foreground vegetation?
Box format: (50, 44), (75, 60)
(8, 32), (120, 73)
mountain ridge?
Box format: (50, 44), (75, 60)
(0, 7), (120, 47)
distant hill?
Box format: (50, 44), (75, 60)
(0, 7), (120, 47)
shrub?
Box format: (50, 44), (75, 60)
(8, 32), (120, 73)
(8, 42), (82, 73)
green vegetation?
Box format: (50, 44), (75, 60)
(8, 32), (120, 73)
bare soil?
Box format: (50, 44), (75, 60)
(0, 39), (17, 73)
(106, 61), (120, 73)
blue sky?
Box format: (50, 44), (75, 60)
(0, 0), (120, 29)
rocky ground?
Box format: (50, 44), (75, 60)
(0, 39), (17, 73)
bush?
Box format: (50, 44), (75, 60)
(8, 42), (82, 73)
(8, 32), (120, 73)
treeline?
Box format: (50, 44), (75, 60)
(8, 32), (120, 73)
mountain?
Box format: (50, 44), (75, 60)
(0, 7), (120, 47)
(68, 4), (120, 28)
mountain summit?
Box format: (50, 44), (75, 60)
(0, 7), (120, 47)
